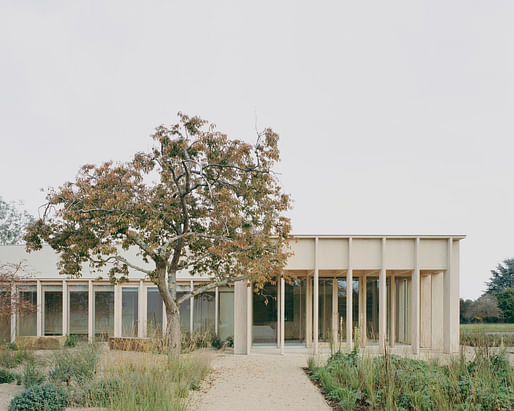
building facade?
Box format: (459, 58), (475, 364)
(0, 235), (463, 355)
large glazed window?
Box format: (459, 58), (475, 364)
(94, 286), (114, 342)
(0, 291), (11, 342)
(177, 285), (191, 334)
(318, 279), (333, 342)
(252, 283), (277, 344)
(122, 288), (138, 337)
(366, 276), (379, 342)
(43, 286), (62, 336)
(193, 291), (215, 334)
(284, 279), (305, 342)
(337, 278), (359, 342)
(218, 287), (234, 341)
(17, 287), (36, 336)
(147, 288), (163, 338)
(68, 285), (88, 339)
(395, 277), (411, 344)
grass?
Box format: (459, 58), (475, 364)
(308, 348), (514, 410)
(461, 323), (514, 347)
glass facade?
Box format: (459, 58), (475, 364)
(218, 287), (234, 340)
(146, 288), (163, 338)
(336, 278), (359, 342)
(68, 285), (88, 339)
(193, 291), (215, 334)
(122, 288), (138, 337)
(177, 285), (191, 334)
(366, 277), (379, 342)
(17, 287), (37, 336)
(43, 286), (62, 336)
(94, 286), (114, 341)
(318, 279), (333, 341)
(0, 291), (11, 342)
(395, 277), (411, 344)
(284, 279), (305, 342)
(252, 283), (277, 343)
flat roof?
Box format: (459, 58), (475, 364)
(291, 234), (466, 240)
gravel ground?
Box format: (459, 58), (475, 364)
(189, 351), (330, 411)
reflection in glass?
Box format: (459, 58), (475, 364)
(177, 285), (191, 334)
(285, 279), (305, 342)
(43, 286), (62, 336)
(17, 287), (36, 336)
(147, 288), (163, 338)
(69, 286), (88, 340)
(252, 283), (277, 343)
(193, 291), (215, 334)
(318, 279), (332, 341)
(122, 288), (138, 337)
(218, 287), (234, 340)
(395, 277), (411, 344)
(94, 286), (114, 342)
(366, 277), (379, 341)
(0, 291), (11, 342)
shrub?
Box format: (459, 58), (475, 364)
(225, 336), (234, 348)
(8, 383), (69, 411)
(210, 335), (224, 350)
(21, 360), (45, 388)
(70, 376), (121, 407)
(0, 368), (15, 384)
(49, 344), (99, 386)
(0, 350), (24, 369)
(64, 334), (78, 348)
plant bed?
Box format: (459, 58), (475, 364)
(15, 336), (66, 350)
(108, 337), (153, 352)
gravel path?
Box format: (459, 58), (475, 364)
(189, 351), (330, 411)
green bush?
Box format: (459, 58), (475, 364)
(210, 335), (224, 350)
(21, 360), (45, 388)
(225, 336), (234, 348)
(309, 349), (514, 410)
(49, 344), (99, 386)
(8, 383), (69, 411)
(0, 350), (25, 369)
(64, 334), (78, 348)
(70, 376), (121, 407)
(0, 368), (15, 384)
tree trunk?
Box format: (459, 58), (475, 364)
(165, 305), (182, 360)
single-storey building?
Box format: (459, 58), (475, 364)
(0, 235), (463, 355)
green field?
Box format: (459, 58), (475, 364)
(460, 323), (514, 346)
(460, 323), (514, 333)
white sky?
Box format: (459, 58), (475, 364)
(1, 1), (513, 299)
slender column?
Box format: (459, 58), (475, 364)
(411, 237), (420, 354)
(114, 284), (121, 337)
(306, 275), (312, 347)
(313, 237), (319, 354)
(190, 281), (194, 335)
(10, 283), (16, 343)
(62, 280), (68, 336)
(88, 280), (93, 343)
(36, 280), (42, 337)
(138, 280), (145, 338)
(444, 238), (459, 353)
(360, 275), (367, 346)
(280, 277), (285, 355)
(331, 277), (338, 349)
(389, 275), (396, 347)
(215, 287), (219, 336)
(276, 278), (281, 347)
(246, 283), (252, 354)
(346, 238), (353, 350)
(234, 280), (249, 354)
(379, 237), (387, 353)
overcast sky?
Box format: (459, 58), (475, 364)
(1, 1), (513, 299)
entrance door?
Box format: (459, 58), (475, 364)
(252, 283), (277, 343)
(284, 279), (305, 343)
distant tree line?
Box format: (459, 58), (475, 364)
(460, 258), (514, 323)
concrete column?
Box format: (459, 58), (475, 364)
(246, 284), (252, 354)
(444, 239), (459, 353)
(346, 238), (353, 350)
(431, 272), (444, 351)
(36, 280), (42, 337)
(88, 280), (93, 343)
(389, 275), (396, 347)
(379, 238), (387, 353)
(190, 281), (194, 335)
(280, 277), (285, 355)
(138, 280), (145, 338)
(215, 286), (219, 336)
(10, 283), (16, 343)
(420, 274), (432, 348)
(359, 275), (366, 346)
(313, 237), (319, 355)
(331, 277), (338, 349)
(411, 237), (420, 354)
(62, 280), (68, 336)
(234, 280), (249, 354)
(114, 284), (121, 337)
(306, 275), (312, 347)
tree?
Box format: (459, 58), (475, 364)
(495, 288), (514, 323)
(24, 113), (292, 357)
(0, 262), (36, 319)
(486, 258), (514, 295)
(0, 197), (34, 245)
(467, 294), (503, 323)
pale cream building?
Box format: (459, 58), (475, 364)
(0, 234), (463, 356)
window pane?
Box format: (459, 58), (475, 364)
(337, 279), (347, 341)
(147, 288), (163, 338)
(122, 288), (138, 337)
(17, 288), (36, 336)
(193, 291), (215, 335)
(395, 277), (411, 344)
(218, 288), (234, 341)
(43, 287), (62, 336)
(285, 279), (305, 342)
(366, 277), (379, 342)
(177, 285), (191, 334)
(94, 286), (114, 342)
(318, 279), (333, 342)
(69, 286), (88, 340)
(252, 283), (277, 344)
(0, 291), (11, 342)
